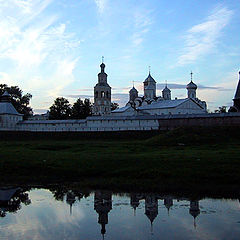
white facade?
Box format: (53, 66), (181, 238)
(0, 67), (213, 133)
(0, 91), (23, 131)
(112, 72), (207, 117)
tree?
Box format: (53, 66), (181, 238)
(215, 106), (227, 113)
(82, 98), (92, 118)
(111, 102), (119, 111)
(49, 97), (71, 120)
(71, 98), (85, 119)
(0, 84), (33, 119)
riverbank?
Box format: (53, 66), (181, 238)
(1, 126), (240, 194)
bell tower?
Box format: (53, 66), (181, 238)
(93, 57), (111, 115)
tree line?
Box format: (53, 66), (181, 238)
(49, 97), (119, 120)
(0, 84), (119, 120)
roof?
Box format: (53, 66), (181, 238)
(20, 119), (87, 124)
(86, 112), (240, 121)
(187, 81), (197, 89)
(162, 86), (171, 92)
(234, 72), (240, 99)
(2, 91), (10, 97)
(0, 188), (20, 201)
(138, 99), (188, 110)
(112, 106), (131, 113)
(0, 102), (23, 115)
(130, 87), (138, 93)
(144, 73), (156, 83)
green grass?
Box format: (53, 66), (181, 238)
(0, 126), (240, 193)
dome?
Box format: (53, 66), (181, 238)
(130, 86), (138, 93)
(162, 86), (171, 92)
(187, 81), (197, 90)
(144, 73), (156, 83)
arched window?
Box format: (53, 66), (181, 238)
(106, 91), (109, 98)
(95, 91), (98, 98)
(101, 91), (105, 98)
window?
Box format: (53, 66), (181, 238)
(95, 91), (98, 98)
(101, 91), (105, 98)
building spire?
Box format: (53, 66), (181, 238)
(149, 66), (151, 74)
(100, 57), (105, 73)
(190, 71), (193, 82)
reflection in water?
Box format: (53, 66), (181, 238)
(94, 191), (112, 239)
(0, 187), (239, 240)
(0, 187), (31, 218)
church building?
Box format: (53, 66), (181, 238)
(111, 71), (207, 116)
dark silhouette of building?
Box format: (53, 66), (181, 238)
(94, 191), (112, 239)
(145, 194), (158, 234)
(229, 71), (240, 112)
(66, 191), (76, 215)
(130, 193), (141, 216)
(189, 200), (200, 228)
(164, 197), (173, 215)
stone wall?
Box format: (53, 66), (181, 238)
(2, 112), (240, 132)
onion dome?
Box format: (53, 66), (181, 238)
(100, 62), (105, 72)
(130, 86), (138, 93)
(187, 81), (197, 90)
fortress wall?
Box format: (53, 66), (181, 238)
(158, 114), (240, 130)
(3, 113), (240, 132)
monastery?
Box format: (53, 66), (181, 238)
(0, 63), (240, 132)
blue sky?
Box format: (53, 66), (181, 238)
(0, 0), (239, 113)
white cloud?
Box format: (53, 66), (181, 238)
(94, 0), (107, 14)
(177, 6), (233, 65)
(131, 9), (153, 47)
(198, 71), (238, 111)
(0, 0), (82, 111)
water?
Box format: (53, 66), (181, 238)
(0, 187), (240, 240)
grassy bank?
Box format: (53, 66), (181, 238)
(0, 127), (240, 193)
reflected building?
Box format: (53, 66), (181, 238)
(66, 191), (76, 215)
(94, 191), (112, 239)
(130, 193), (141, 215)
(189, 200), (200, 228)
(145, 194), (158, 233)
(164, 197), (173, 215)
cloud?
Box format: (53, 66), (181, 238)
(131, 8), (153, 47)
(94, 0), (107, 14)
(65, 94), (93, 99)
(157, 83), (232, 91)
(0, 0), (82, 111)
(177, 6), (233, 65)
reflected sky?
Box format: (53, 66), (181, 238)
(0, 188), (240, 240)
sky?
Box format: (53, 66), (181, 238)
(0, 0), (239, 113)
